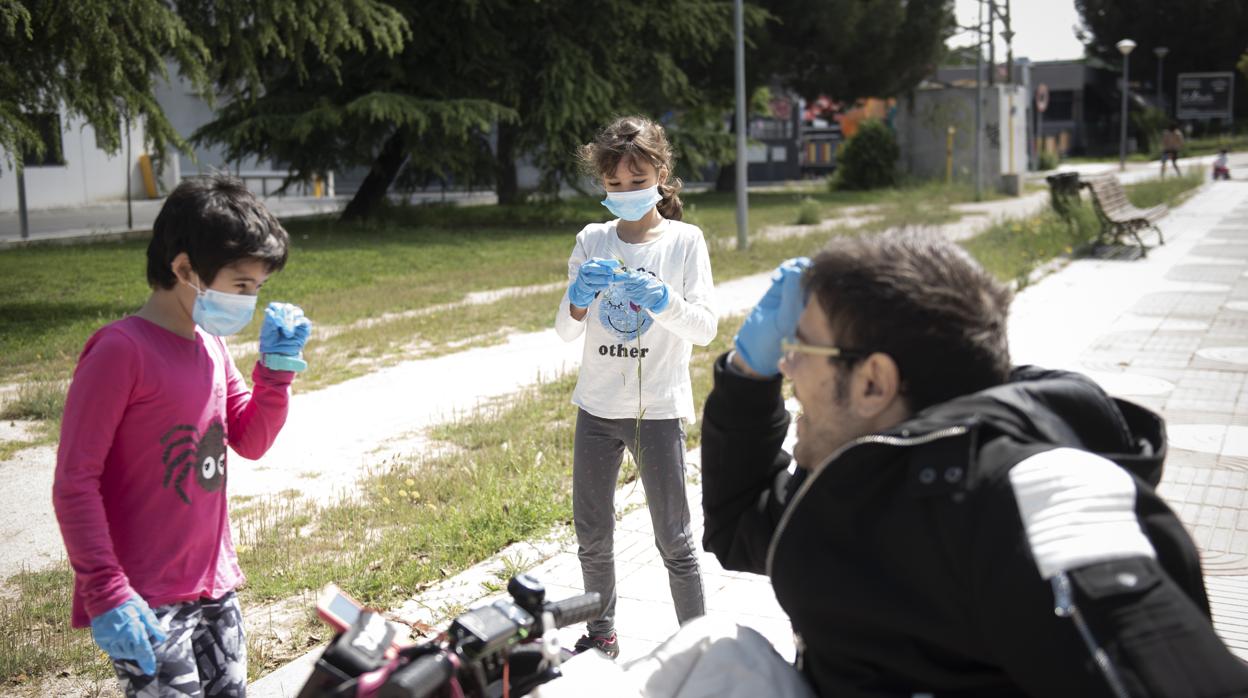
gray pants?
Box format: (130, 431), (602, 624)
(573, 408), (705, 636)
(112, 591), (247, 697)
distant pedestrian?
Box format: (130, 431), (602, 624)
(554, 115), (717, 660)
(1161, 122), (1184, 177)
(52, 176), (312, 696)
(1214, 148), (1231, 180)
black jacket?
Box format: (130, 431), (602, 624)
(702, 355), (1248, 697)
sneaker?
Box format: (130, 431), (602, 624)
(573, 632), (620, 660)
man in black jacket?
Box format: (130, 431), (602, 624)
(702, 230), (1248, 696)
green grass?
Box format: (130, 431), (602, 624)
(962, 172), (1205, 288)
(0, 566), (112, 686)
(0, 182), (986, 440)
(1124, 172), (1204, 209)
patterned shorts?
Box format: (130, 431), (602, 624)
(112, 591), (247, 697)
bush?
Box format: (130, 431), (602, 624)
(795, 197), (822, 225)
(832, 120), (899, 191)
(1037, 149), (1059, 171)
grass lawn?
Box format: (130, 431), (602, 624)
(0, 181), (977, 433)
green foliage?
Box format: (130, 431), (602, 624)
(1076, 0), (1248, 114)
(757, 0), (955, 102)
(0, 1), (208, 164)
(1037, 149), (1059, 171)
(1131, 107), (1168, 153)
(832, 120), (899, 191)
(0, 0), (407, 168)
(795, 196), (822, 224)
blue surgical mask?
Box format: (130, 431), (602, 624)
(185, 280), (258, 336)
(602, 185), (662, 221)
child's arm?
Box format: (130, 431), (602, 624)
(555, 237), (590, 342)
(222, 347), (295, 460)
(52, 331), (142, 619)
(649, 231), (717, 346)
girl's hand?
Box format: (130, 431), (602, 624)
(569, 258), (621, 308)
(621, 271), (671, 313)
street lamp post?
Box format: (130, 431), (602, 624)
(1153, 46), (1169, 115)
(1117, 38), (1136, 172)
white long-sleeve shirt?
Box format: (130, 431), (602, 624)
(555, 218), (717, 422)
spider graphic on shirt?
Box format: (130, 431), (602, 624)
(159, 419), (227, 505)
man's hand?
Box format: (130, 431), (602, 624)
(90, 596), (168, 675)
(733, 257), (810, 377)
(568, 258), (621, 308)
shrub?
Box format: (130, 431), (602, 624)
(795, 197), (822, 225)
(832, 120), (899, 191)
(1037, 149), (1059, 171)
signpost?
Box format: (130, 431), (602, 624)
(1034, 83), (1048, 170)
(1176, 72), (1235, 121)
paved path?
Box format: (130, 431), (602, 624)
(250, 176), (1248, 696)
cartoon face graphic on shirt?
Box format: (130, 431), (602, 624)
(598, 278), (653, 342)
(159, 419), (227, 505)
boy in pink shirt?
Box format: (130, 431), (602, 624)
(53, 175), (312, 696)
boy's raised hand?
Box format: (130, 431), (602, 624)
(90, 596), (168, 676)
(569, 258), (621, 308)
(260, 302), (312, 372)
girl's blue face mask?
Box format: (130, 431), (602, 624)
(602, 185), (662, 221)
(185, 279), (258, 336)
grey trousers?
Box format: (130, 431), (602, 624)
(573, 408), (706, 637)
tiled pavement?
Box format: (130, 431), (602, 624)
(254, 177), (1248, 696)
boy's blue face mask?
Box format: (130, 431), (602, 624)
(601, 185), (662, 221)
(185, 279), (258, 336)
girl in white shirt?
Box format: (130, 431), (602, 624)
(555, 115), (717, 659)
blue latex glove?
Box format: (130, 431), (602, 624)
(733, 257), (811, 376)
(260, 302), (312, 372)
(568, 258), (622, 308)
(90, 596), (168, 675)
(621, 271), (672, 314)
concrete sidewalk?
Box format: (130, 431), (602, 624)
(252, 179), (1248, 696)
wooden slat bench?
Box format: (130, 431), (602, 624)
(1080, 174), (1167, 254)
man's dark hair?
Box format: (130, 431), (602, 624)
(146, 175), (289, 289)
(805, 229), (1012, 411)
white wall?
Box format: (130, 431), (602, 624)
(0, 110), (146, 212)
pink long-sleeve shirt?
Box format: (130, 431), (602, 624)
(53, 316), (293, 627)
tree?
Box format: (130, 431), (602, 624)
(193, 3), (512, 221)
(195, 0), (749, 219)
(707, 0), (954, 191)
(0, 0), (406, 167)
(758, 0), (955, 104)
(1076, 0), (1248, 116)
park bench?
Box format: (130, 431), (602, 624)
(1080, 174), (1167, 254)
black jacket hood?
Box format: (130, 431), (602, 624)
(895, 365), (1167, 487)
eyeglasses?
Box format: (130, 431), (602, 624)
(780, 338), (869, 363)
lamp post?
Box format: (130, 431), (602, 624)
(1153, 46), (1169, 115)
(1116, 38), (1136, 172)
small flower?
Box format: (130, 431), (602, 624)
(405, 478), (415, 487)
(382, 497), (392, 505)
(398, 489), (408, 498)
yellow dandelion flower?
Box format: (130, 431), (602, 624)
(405, 478), (415, 487)
(382, 497), (392, 505)
(398, 489), (408, 498)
